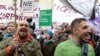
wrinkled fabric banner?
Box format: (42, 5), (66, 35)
(89, 17), (100, 36)
(60, 0), (95, 18)
(88, 4), (100, 36)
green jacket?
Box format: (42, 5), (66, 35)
(0, 37), (43, 56)
(54, 39), (95, 56)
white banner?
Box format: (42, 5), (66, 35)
(52, 0), (83, 24)
(0, 3), (40, 23)
(0, 5), (27, 23)
(67, 0), (95, 17)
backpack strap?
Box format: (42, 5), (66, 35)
(82, 43), (88, 56)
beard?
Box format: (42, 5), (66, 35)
(80, 32), (90, 45)
(18, 28), (28, 38)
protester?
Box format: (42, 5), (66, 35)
(0, 20), (43, 56)
(28, 28), (37, 40)
(40, 30), (55, 56)
(64, 23), (71, 35)
(54, 18), (95, 56)
(0, 22), (6, 41)
(27, 17), (35, 31)
(3, 22), (16, 40)
(53, 25), (68, 46)
(95, 41), (100, 56)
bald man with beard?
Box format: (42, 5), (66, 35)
(0, 20), (43, 56)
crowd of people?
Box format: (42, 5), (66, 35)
(0, 18), (100, 56)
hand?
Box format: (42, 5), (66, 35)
(54, 32), (59, 36)
(11, 38), (20, 48)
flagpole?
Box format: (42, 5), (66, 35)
(14, 0), (17, 28)
(13, 0), (18, 55)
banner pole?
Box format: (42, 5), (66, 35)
(14, 0), (17, 28)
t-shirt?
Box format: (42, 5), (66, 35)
(54, 39), (95, 56)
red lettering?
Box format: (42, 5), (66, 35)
(23, 16), (27, 20)
(0, 13), (2, 15)
(11, 13), (15, 18)
(4, 5), (7, 10)
(15, 15), (18, 20)
(8, 6), (13, 10)
(60, 6), (69, 12)
(18, 16), (23, 21)
(6, 13), (10, 19)
(0, 5), (7, 10)
(0, 12), (27, 21)
(53, 4), (77, 14)
(34, 7), (40, 11)
(8, 6), (18, 10)
(0, 16), (1, 19)
(34, 8), (37, 11)
(56, 5), (60, 10)
(2, 14), (6, 19)
(0, 13), (2, 19)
